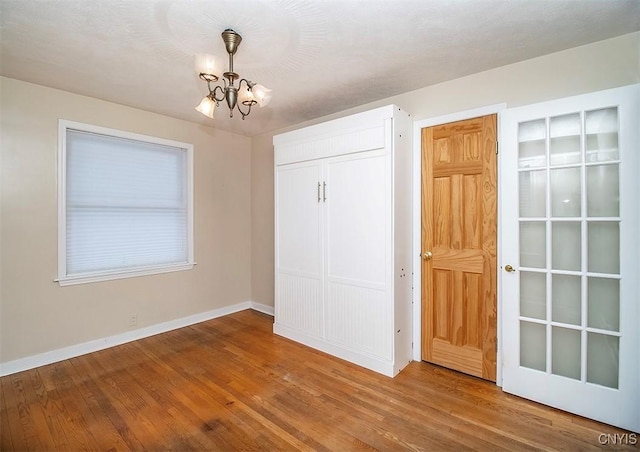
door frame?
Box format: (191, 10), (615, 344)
(412, 103), (507, 385)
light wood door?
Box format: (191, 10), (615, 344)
(421, 114), (497, 381)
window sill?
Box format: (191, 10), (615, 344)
(56, 262), (196, 286)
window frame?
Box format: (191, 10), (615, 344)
(57, 120), (194, 286)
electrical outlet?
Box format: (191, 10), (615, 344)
(129, 314), (138, 327)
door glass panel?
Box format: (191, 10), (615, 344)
(551, 222), (581, 271)
(587, 164), (619, 217)
(552, 327), (581, 380)
(520, 222), (545, 268)
(550, 113), (581, 166)
(515, 104), (624, 398)
(587, 333), (619, 389)
(587, 222), (619, 274)
(587, 277), (620, 332)
(550, 167), (581, 217)
(520, 321), (546, 371)
(519, 170), (546, 217)
(586, 108), (618, 163)
(508, 91), (635, 430)
(551, 274), (581, 325)
(520, 272), (546, 319)
(518, 119), (546, 169)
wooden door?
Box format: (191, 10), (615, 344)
(421, 114), (497, 381)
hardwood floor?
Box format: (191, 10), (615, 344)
(1, 309), (637, 451)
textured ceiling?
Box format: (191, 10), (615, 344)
(1, 0), (639, 137)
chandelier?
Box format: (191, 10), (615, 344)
(195, 29), (272, 120)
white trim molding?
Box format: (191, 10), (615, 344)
(55, 262), (196, 286)
(412, 103), (507, 386)
(249, 301), (275, 316)
(0, 302), (274, 377)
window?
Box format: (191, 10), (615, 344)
(57, 120), (194, 286)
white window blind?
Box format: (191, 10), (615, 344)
(58, 121), (193, 285)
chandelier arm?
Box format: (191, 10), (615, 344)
(211, 85), (226, 102)
(239, 78), (256, 90)
(235, 79), (256, 119)
(236, 100), (252, 120)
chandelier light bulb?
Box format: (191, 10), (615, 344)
(252, 84), (273, 107)
(239, 86), (256, 106)
(195, 96), (216, 119)
(195, 53), (216, 75)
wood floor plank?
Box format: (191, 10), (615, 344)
(26, 365), (74, 450)
(8, 370), (58, 451)
(0, 378), (18, 450)
(75, 347), (210, 450)
(1, 309), (637, 451)
(299, 365), (513, 450)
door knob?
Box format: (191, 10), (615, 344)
(422, 251), (433, 261)
(504, 264), (516, 272)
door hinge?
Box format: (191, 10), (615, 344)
(496, 141), (499, 155)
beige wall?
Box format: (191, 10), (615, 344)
(1, 32), (638, 365)
(250, 32), (640, 307)
(250, 133), (275, 306)
(0, 77), (252, 363)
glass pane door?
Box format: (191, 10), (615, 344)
(501, 84), (639, 433)
(517, 107), (621, 388)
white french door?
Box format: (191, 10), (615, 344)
(500, 84), (640, 432)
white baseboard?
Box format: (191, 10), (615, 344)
(273, 322), (408, 378)
(249, 301), (274, 316)
(0, 301), (274, 377)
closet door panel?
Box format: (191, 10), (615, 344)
(325, 153), (387, 285)
(275, 161), (323, 335)
(324, 152), (391, 357)
(277, 162), (322, 274)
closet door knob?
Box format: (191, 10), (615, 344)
(422, 251), (433, 260)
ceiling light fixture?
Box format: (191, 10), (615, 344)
(195, 29), (272, 120)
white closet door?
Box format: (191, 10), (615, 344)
(501, 84), (639, 432)
(275, 161), (323, 336)
(324, 150), (392, 359)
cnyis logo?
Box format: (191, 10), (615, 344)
(598, 433), (637, 446)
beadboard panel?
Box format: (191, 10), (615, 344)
(326, 282), (392, 360)
(275, 272), (323, 337)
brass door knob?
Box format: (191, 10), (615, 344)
(422, 251), (433, 261)
(504, 264), (516, 272)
